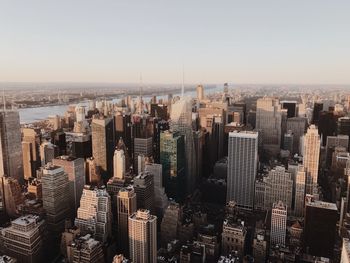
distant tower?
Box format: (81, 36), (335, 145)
(294, 165), (306, 217)
(117, 187), (137, 256)
(227, 131), (258, 210)
(0, 110), (23, 183)
(303, 125), (321, 195)
(196, 85), (204, 101)
(270, 201), (287, 247)
(75, 105), (86, 122)
(129, 209), (157, 263)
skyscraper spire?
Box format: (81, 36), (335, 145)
(181, 64), (185, 97)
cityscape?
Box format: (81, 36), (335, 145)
(1, 1), (350, 263)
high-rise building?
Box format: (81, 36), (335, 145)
(221, 218), (247, 257)
(133, 137), (153, 174)
(312, 102), (324, 124)
(293, 165), (306, 217)
(159, 130), (186, 202)
(270, 201), (287, 247)
(1, 177), (24, 217)
(113, 149), (125, 180)
(304, 199), (337, 258)
(255, 97), (282, 153)
(133, 171), (154, 212)
(145, 162), (169, 219)
(75, 185), (112, 243)
(196, 85), (204, 101)
(40, 141), (57, 166)
(152, 118), (169, 163)
(302, 125), (321, 195)
(41, 164), (70, 235)
(112, 254), (130, 263)
(117, 187), (137, 255)
(128, 209), (157, 263)
(286, 117), (307, 154)
(341, 238), (350, 263)
(0, 110), (23, 183)
(91, 116), (115, 179)
(66, 234), (104, 263)
(85, 158), (102, 186)
(283, 131), (293, 153)
(22, 127), (41, 180)
(0, 215), (45, 263)
(170, 96), (196, 194)
(264, 166), (293, 211)
(160, 201), (181, 246)
(65, 131), (92, 159)
(227, 131), (258, 210)
(52, 156), (85, 217)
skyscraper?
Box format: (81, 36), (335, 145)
(255, 97), (282, 153)
(170, 96), (196, 194)
(91, 116), (115, 179)
(133, 171), (154, 212)
(286, 117), (308, 154)
(0, 110), (23, 183)
(117, 186), (137, 256)
(270, 201), (287, 247)
(227, 131), (258, 210)
(41, 164), (70, 235)
(133, 137), (153, 173)
(196, 84), (204, 101)
(75, 185), (112, 243)
(52, 156), (85, 217)
(22, 127), (41, 180)
(293, 165), (306, 217)
(302, 125), (321, 195)
(128, 209), (157, 263)
(113, 149), (125, 180)
(159, 130), (186, 202)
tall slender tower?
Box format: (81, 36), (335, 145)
(117, 186), (137, 256)
(303, 125), (321, 195)
(294, 165), (306, 217)
(113, 149), (125, 180)
(270, 201), (287, 247)
(196, 85), (204, 101)
(227, 131), (258, 210)
(0, 110), (23, 183)
(129, 209), (157, 263)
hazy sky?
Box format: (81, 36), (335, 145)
(1, 0), (350, 84)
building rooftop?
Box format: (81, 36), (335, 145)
(306, 200), (337, 211)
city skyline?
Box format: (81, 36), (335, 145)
(1, 1), (350, 84)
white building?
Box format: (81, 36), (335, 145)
(270, 201), (287, 247)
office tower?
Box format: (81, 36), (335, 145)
(113, 149), (125, 180)
(145, 162), (169, 218)
(0, 177), (24, 217)
(0, 215), (45, 263)
(255, 97), (282, 153)
(253, 229), (267, 262)
(133, 171), (154, 212)
(150, 104), (168, 120)
(341, 238), (350, 263)
(85, 157), (102, 186)
(41, 164), (70, 235)
(65, 131), (92, 159)
(0, 110), (23, 183)
(159, 130), (186, 202)
(312, 102), (324, 124)
(66, 234), (104, 263)
(180, 242), (206, 263)
(221, 218), (247, 257)
(52, 156), (85, 217)
(303, 125), (321, 195)
(227, 131), (258, 210)
(75, 186), (112, 243)
(152, 118), (169, 163)
(91, 116), (115, 179)
(40, 141), (57, 166)
(294, 165), (306, 217)
(48, 115), (62, 130)
(22, 127), (41, 180)
(60, 223), (81, 259)
(28, 178), (42, 199)
(128, 209), (157, 263)
(264, 166), (293, 211)
(117, 187), (137, 255)
(133, 137), (153, 173)
(270, 201), (287, 247)
(318, 110), (337, 146)
(304, 199), (337, 258)
(326, 135), (349, 165)
(160, 201), (181, 246)
(170, 96), (196, 194)
(286, 117), (308, 154)
(196, 84), (204, 101)
(51, 130), (66, 156)
(114, 112), (132, 154)
(75, 104), (86, 122)
(283, 131), (293, 153)
(281, 100), (298, 118)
